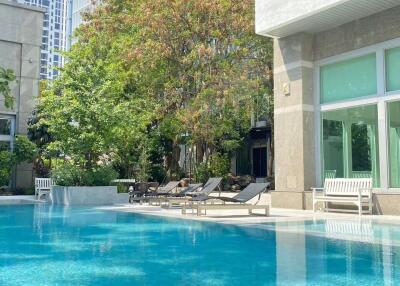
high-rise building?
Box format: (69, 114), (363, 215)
(17, 0), (68, 80)
(66, 0), (93, 49)
(71, 0), (90, 32)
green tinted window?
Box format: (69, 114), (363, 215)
(321, 105), (380, 187)
(0, 118), (11, 135)
(388, 101), (400, 188)
(386, 47), (400, 92)
(320, 54), (377, 104)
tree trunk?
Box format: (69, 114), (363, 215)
(195, 141), (205, 164)
(166, 142), (181, 180)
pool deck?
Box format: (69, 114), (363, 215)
(99, 203), (400, 227)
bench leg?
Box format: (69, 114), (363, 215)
(265, 207), (269, 216)
(369, 198), (373, 214)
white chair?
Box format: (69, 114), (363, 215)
(352, 171), (371, 178)
(324, 170), (337, 179)
(35, 178), (53, 200)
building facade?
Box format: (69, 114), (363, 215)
(0, 0), (44, 189)
(17, 0), (67, 80)
(256, 0), (400, 215)
(71, 0), (90, 32)
(65, 0), (94, 49)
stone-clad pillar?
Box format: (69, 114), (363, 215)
(272, 33), (316, 209)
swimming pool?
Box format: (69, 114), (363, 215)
(0, 204), (399, 285)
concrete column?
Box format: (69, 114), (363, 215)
(272, 33), (316, 209)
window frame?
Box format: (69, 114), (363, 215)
(314, 37), (400, 191)
(0, 114), (15, 150)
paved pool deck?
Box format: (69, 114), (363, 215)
(99, 203), (400, 227)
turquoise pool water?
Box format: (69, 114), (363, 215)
(0, 204), (400, 286)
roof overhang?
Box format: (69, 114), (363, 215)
(256, 0), (400, 38)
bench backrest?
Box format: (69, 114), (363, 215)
(324, 178), (372, 196)
(35, 178), (53, 190)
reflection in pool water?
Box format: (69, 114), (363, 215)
(0, 204), (399, 285)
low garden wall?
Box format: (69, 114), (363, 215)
(51, 186), (119, 206)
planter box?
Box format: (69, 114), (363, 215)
(51, 186), (118, 206)
(115, 193), (129, 204)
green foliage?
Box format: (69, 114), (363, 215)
(209, 153), (231, 178)
(194, 162), (210, 184)
(14, 135), (37, 163)
(135, 145), (151, 182)
(0, 150), (15, 187)
(0, 136), (37, 187)
(0, 67), (16, 109)
(33, 0), (273, 181)
(52, 163), (118, 186)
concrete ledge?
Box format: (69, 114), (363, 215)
(0, 195), (36, 205)
(51, 186), (118, 206)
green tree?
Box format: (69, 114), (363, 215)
(0, 136), (37, 188)
(35, 0), (274, 181)
(0, 67), (16, 109)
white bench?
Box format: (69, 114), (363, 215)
(35, 178), (53, 200)
(312, 178), (372, 215)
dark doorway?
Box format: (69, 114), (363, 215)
(253, 147), (267, 178)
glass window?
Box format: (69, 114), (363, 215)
(385, 47), (400, 92)
(0, 141), (10, 152)
(388, 101), (400, 188)
(322, 105), (380, 187)
(320, 53), (377, 104)
(0, 118), (11, 135)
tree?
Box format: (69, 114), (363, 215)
(128, 0), (273, 164)
(84, 0), (274, 175)
(0, 67), (16, 109)
(35, 0), (274, 181)
(0, 136), (37, 188)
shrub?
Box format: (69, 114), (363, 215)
(52, 163), (118, 186)
(194, 162), (210, 184)
(0, 136), (36, 188)
(0, 150), (15, 187)
(90, 165), (119, 186)
(209, 153), (231, 178)
(14, 135), (37, 163)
